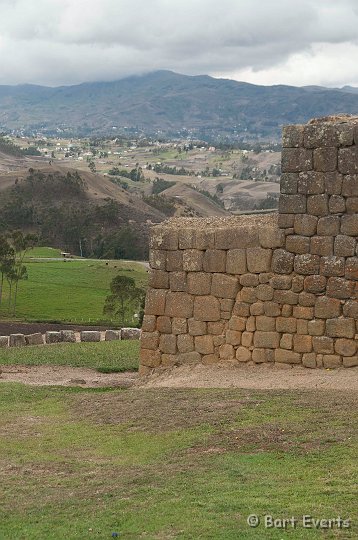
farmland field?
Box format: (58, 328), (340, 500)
(0, 251), (148, 325)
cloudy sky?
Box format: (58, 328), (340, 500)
(0, 0), (357, 88)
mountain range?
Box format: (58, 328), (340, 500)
(0, 70), (358, 140)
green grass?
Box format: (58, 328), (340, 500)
(0, 258), (148, 324)
(25, 246), (63, 258)
(0, 340), (140, 371)
(0, 386), (356, 539)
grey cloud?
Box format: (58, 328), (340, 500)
(0, 0), (357, 86)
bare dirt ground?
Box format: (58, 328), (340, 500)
(1, 363), (357, 390)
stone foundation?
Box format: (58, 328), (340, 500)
(140, 116), (358, 372)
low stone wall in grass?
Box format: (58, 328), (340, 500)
(0, 328), (141, 348)
(140, 115), (358, 373)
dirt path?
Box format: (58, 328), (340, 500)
(1, 363), (358, 390)
(139, 363), (358, 391)
(0, 365), (137, 388)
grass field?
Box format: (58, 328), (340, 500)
(0, 340), (140, 372)
(0, 255), (148, 325)
(0, 384), (356, 539)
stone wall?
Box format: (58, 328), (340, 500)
(140, 116), (358, 373)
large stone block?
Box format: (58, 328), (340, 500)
(345, 258), (358, 281)
(149, 250), (166, 270)
(195, 335), (214, 355)
(80, 331), (101, 342)
(165, 292), (194, 318)
(142, 315), (156, 332)
(304, 275), (327, 293)
(312, 336), (334, 354)
(329, 195), (345, 214)
(294, 254), (320, 275)
(310, 236), (333, 257)
(226, 249), (247, 274)
(171, 318), (187, 335)
(338, 147), (358, 174)
(327, 277), (355, 299)
(169, 272), (187, 292)
(104, 330), (121, 342)
(140, 348), (161, 368)
(182, 250), (204, 272)
(293, 214), (318, 236)
(45, 331), (62, 344)
(307, 194), (329, 216)
(25, 333), (44, 346)
(303, 123), (339, 148)
(313, 147), (337, 172)
(326, 318), (355, 338)
(325, 172), (343, 195)
(254, 331), (280, 349)
(203, 250), (226, 273)
(259, 228), (285, 249)
(246, 248), (272, 273)
(320, 256), (345, 277)
(298, 171), (325, 194)
(150, 228), (178, 250)
(145, 289), (167, 315)
(334, 235), (355, 257)
(187, 272), (211, 295)
(193, 295), (221, 321)
(156, 316), (172, 334)
(211, 273), (239, 299)
(280, 173), (298, 194)
(279, 194), (306, 214)
(335, 339), (357, 357)
(286, 235), (310, 254)
(159, 334), (177, 354)
(342, 175), (358, 197)
(177, 334), (194, 353)
(275, 349), (302, 364)
(166, 251), (183, 272)
(281, 148), (313, 172)
(177, 352), (201, 364)
(188, 319), (207, 336)
(149, 270), (169, 289)
(0, 336), (9, 347)
(341, 215), (358, 236)
(315, 296), (341, 318)
(282, 125), (304, 147)
(317, 216), (340, 236)
(271, 249), (295, 274)
(141, 331), (159, 350)
(343, 300), (358, 319)
(122, 328), (141, 341)
(215, 227), (259, 249)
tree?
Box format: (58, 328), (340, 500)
(0, 236), (15, 307)
(103, 275), (145, 326)
(7, 231), (38, 315)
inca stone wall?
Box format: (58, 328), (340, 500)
(140, 116), (358, 374)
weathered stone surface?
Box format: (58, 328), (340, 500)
(142, 315), (156, 332)
(187, 272), (211, 296)
(172, 318), (187, 335)
(274, 290), (298, 305)
(211, 273), (239, 299)
(329, 195), (345, 214)
(0, 336), (8, 347)
(252, 348), (274, 363)
(293, 214), (318, 236)
(308, 319), (325, 336)
(304, 123), (339, 148)
(307, 194), (329, 216)
(325, 172), (343, 195)
(45, 331), (62, 344)
(345, 258), (358, 281)
(281, 148), (312, 172)
(327, 277), (355, 299)
(121, 328), (141, 340)
(169, 272), (187, 292)
(141, 332), (159, 350)
(338, 147), (358, 174)
(160, 334), (177, 354)
(326, 318), (355, 338)
(313, 147), (337, 172)
(145, 289), (167, 316)
(193, 295), (221, 321)
(236, 346), (251, 362)
(176, 334), (193, 353)
(219, 343), (235, 360)
(215, 227), (259, 249)
(225, 330), (242, 346)
(275, 349), (301, 364)
(272, 249), (295, 274)
(310, 236), (333, 257)
(346, 197), (358, 214)
(279, 194), (306, 213)
(282, 125), (304, 148)
(226, 249), (247, 275)
(259, 227), (285, 249)
(315, 296), (341, 318)
(61, 330), (77, 343)
(183, 250), (204, 272)
(323, 355), (342, 368)
(25, 333), (44, 346)
(203, 250), (226, 273)
(304, 275), (327, 293)
(80, 331), (101, 342)
(156, 316), (172, 334)
(278, 214), (295, 228)
(149, 270), (169, 289)
(298, 171), (325, 194)
(150, 227), (178, 250)
(335, 339), (357, 357)
(320, 256), (345, 277)
(286, 235), (310, 254)
(342, 175), (358, 197)
(313, 336), (334, 354)
(254, 331), (280, 349)
(166, 251), (183, 272)
(317, 215), (340, 236)
(343, 300), (358, 319)
(140, 349), (161, 368)
(334, 235), (355, 257)
(149, 250), (166, 270)
(104, 330), (121, 342)
(343, 356), (358, 368)
(302, 353), (317, 368)
(179, 229), (215, 250)
(341, 214), (358, 236)
(165, 292), (194, 318)
(294, 254), (320, 275)
(195, 335), (214, 355)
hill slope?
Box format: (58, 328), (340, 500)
(0, 71), (357, 139)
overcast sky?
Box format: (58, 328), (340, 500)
(0, 0), (357, 88)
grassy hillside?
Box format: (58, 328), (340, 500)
(0, 258), (148, 325)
